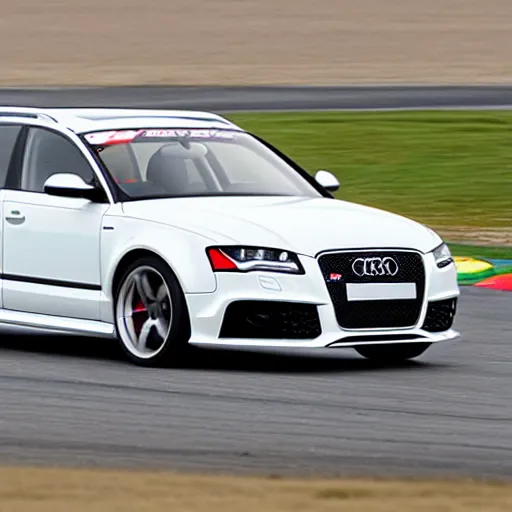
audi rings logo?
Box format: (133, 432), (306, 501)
(351, 257), (399, 277)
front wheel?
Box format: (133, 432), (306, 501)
(354, 342), (431, 362)
(114, 256), (191, 367)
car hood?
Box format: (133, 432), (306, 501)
(121, 196), (441, 256)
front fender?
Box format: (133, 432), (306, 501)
(101, 216), (218, 301)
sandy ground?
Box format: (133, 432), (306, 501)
(436, 227), (512, 247)
(0, 467), (510, 512)
(1, 0), (512, 86)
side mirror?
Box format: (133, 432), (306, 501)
(44, 173), (105, 201)
(314, 170), (340, 192)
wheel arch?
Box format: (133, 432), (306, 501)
(111, 248), (192, 332)
(111, 248), (166, 298)
(111, 247), (198, 300)
(111, 248), (194, 365)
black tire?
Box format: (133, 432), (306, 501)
(354, 342), (431, 363)
(113, 255), (191, 367)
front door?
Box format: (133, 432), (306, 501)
(2, 126), (111, 320)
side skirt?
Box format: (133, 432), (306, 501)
(0, 308), (116, 338)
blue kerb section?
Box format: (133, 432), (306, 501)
(487, 259), (512, 267)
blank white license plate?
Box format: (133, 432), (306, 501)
(346, 282), (417, 301)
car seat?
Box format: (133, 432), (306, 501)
(146, 145), (192, 196)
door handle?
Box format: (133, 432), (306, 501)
(5, 210), (25, 225)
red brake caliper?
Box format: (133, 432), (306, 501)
(132, 299), (147, 336)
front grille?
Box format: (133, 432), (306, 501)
(219, 300), (322, 339)
(317, 250), (426, 329)
(421, 298), (457, 332)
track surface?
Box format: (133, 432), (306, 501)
(1, 86), (511, 478)
(2, 85), (512, 111)
(1, 287), (511, 478)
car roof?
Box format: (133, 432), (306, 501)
(0, 107), (244, 134)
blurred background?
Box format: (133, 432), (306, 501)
(2, 0), (511, 86)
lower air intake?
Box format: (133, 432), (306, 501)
(219, 300), (321, 339)
(421, 298), (457, 332)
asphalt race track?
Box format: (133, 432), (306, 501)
(0, 86), (511, 478)
(2, 85), (512, 111)
(0, 289), (511, 478)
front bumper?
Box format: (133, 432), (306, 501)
(185, 250), (460, 349)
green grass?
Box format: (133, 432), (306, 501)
(449, 243), (512, 260)
(227, 111), (512, 229)
(451, 243), (512, 284)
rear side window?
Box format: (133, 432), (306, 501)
(0, 124), (22, 187)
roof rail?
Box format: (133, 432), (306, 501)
(0, 107), (58, 123)
(49, 108), (238, 127)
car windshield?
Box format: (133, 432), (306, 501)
(84, 128), (323, 200)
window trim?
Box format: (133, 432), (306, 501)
(79, 133), (127, 203)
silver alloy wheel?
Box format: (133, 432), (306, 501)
(116, 266), (173, 360)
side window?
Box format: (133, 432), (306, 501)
(21, 127), (95, 193)
(0, 124), (22, 187)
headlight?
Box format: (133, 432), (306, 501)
(206, 246), (304, 274)
(432, 242), (453, 268)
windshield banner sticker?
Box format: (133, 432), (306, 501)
(85, 128), (235, 145)
(142, 129), (235, 139)
(84, 130), (144, 145)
